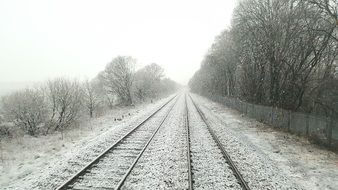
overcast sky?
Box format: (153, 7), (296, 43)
(0, 0), (237, 85)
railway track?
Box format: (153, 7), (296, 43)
(184, 94), (193, 190)
(186, 94), (251, 190)
(56, 93), (250, 190)
(56, 95), (179, 190)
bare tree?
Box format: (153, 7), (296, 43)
(83, 79), (100, 118)
(189, 0), (338, 119)
(45, 78), (83, 134)
(305, 0), (337, 42)
(1, 88), (47, 136)
(133, 63), (164, 100)
(160, 78), (179, 95)
(100, 56), (135, 106)
(95, 72), (116, 109)
(230, 0), (338, 109)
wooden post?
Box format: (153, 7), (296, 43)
(306, 115), (309, 136)
(288, 111), (292, 132)
(327, 118), (333, 147)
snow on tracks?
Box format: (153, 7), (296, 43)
(3, 93), (302, 189)
(65, 98), (176, 189)
(187, 95), (242, 190)
(121, 94), (188, 189)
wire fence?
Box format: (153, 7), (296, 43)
(206, 94), (338, 149)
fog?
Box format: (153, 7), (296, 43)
(0, 0), (237, 92)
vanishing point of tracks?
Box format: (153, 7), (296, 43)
(57, 93), (250, 190)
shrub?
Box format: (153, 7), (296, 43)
(0, 122), (14, 137)
(1, 89), (47, 136)
(45, 78), (83, 133)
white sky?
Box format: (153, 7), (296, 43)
(0, 0), (237, 85)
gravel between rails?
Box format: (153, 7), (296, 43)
(190, 94), (302, 190)
(121, 94), (188, 189)
(187, 95), (242, 190)
(3, 95), (176, 190)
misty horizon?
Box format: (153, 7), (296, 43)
(0, 0), (237, 86)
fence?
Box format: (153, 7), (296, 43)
(206, 94), (338, 149)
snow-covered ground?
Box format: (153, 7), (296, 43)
(122, 94), (188, 189)
(187, 95), (241, 189)
(0, 95), (174, 189)
(2, 92), (336, 190)
(192, 94), (338, 190)
(69, 96), (178, 189)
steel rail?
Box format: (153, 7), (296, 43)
(184, 94), (193, 190)
(56, 94), (178, 190)
(114, 94), (179, 189)
(188, 94), (251, 190)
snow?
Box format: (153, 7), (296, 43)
(0, 96), (174, 189)
(70, 97), (177, 189)
(122, 94), (188, 189)
(2, 92), (336, 190)
(187, 96), (242, 189)
(192, 93), (338, 190)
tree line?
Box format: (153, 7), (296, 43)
(0, 56), (179, 136)
(189, 0), (338, 118)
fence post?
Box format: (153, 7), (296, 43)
(270, 107), (274, 126)
(288, 111), (292, 132)
(252, 104), (255, 118)
(306, 115), (309, 136)
(327, 118), (333, 147)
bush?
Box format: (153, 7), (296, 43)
(1, 89), (47, 136)
(0, 122), (14, 137)
(83, 80), (101, 118)
(45, 78), (83, 133)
